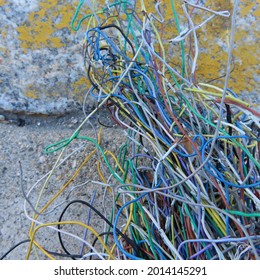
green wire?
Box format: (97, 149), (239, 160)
(225, 210), (260, 218)
(170, 0), (186, 79)
(179, 93), (260, 169)
(179, 207), (189, 257)
(45, 134), (125, 184)
(45, 0), (259, 260)
(71, 1), (132, 31)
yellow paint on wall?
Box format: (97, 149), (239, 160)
(17, 22), (63, 50)
(252, 6), (260, 17)
(25, 90), (39, 99)
(1, 29), (7, 39)
(17, 0), (77, 50)
(240, 2), (255, 17)
(73, 77), (88, 87)
(13, 0), (260, 98)
(72, 77), (89, 96)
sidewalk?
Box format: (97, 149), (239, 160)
(0, 112), (123, 259)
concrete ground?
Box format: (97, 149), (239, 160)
(0, 111), (124, 259)
(1, 105), (259, 260)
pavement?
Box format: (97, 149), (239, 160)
(0, 111), (124, 259)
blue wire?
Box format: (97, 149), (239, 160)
(178, 236), (260, 255)
(86, 28), (131, 61)
(113, 181), (162, 260)
(113, 195), (145, 260)
(201, 135), (260, 188)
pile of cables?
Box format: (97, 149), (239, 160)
(3, 0), (259, 260)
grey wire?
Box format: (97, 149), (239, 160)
(115, 0), (241, 198)
(117, 181), (259, 259)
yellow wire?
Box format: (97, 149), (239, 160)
(95, 149), (134, 259)
(185, 87), (250, 107)
(233, 111), (244, 122)
(170, 105), (186, 131)
(97, 161), (108, 183)
(27, 129), (103, 259)
(206, 208), (226, 235)
(27, 221), (116, 260)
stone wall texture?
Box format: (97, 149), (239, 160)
(0, 0), (259, 115)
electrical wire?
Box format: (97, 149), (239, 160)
(13, 0), (260, 260)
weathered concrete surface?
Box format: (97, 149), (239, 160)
(0, 0), (259, 115)
(0, 0), (86, 114)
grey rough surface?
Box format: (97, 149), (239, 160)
(0, 0), (259, 115)
(0, 0), (86, 115)
(0, 112), (124, 259)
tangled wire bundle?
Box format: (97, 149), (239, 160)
(4, 0), (259, 260)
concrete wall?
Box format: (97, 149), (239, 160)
(0, 0), (259, 115)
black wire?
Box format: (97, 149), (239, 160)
(97, 117), (114, 128)
(1, 240), (82, 260)
(225, 104), (232, 136)
(0, 239), (30, 260)
(98, 24), (135, 56)
(45, 250), (83, 259)
(57, 200), (140, 260)
(89, 231), (148, 260)
(89, 231), (113, 260)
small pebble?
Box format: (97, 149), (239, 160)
(39, 156), (46, 163)
(71, 118), (78, 124)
